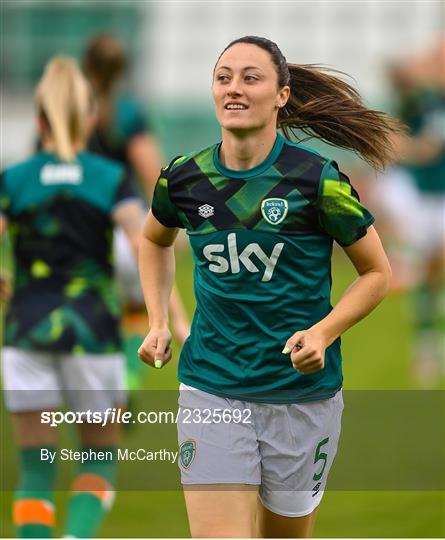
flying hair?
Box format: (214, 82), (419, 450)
(35, 56), (92, 162)
(219, 36), (405, 170)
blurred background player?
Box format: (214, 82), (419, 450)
(375, 39), (445, 386)
(83, 33), (161, 200)
(82, 33), (190, 389)
(0, 56), (142, 538)
(397, 40), (445, 386)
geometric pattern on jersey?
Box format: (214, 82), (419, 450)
(153, 134), (372, 246)
(151, 133), (375, 403)
(0, 151), (137, 354)
(161, 142), (322, 236)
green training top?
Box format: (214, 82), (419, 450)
(151, 133), (374, 403)
(0, 151), (137, 354)
(396, 87), (445, 193)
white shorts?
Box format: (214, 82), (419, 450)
(409, 193), (445, 259)
(375, 167), (420, 243)
(177, 383), (343, 517)
(1, 347), (126, 412)
(113, 226), (144, 306)
(375, 168), (445, 259)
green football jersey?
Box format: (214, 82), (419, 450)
(0, 151), (137, 354)
(152, 133), (374, 403)
(397, 87), (445, 193)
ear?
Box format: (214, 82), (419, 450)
(276, 85), (291, 108)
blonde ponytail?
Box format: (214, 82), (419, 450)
(36, 56), (91, 162)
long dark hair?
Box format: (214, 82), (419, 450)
(83, 33), (126, 95)
(219, 36), (404, 169)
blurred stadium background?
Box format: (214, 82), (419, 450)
(1, 0), (444, 538)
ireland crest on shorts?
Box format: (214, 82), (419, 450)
(179, 440), (195, 469)
(261, 198), (288, 225)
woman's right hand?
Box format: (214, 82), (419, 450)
(138, 326), (172, 369)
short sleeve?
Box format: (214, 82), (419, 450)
(136, 106), (150, 135)
(118, 97), (151, 139)
(0, 172), (11, 218)
(151, 168), (183, 228)
(127, 103), (149, 137)
(317, 161), (374, 247)
(113, 171), (140, 209)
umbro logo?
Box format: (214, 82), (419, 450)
(312, 482), (322, 497)
(198, 204), (214, 218)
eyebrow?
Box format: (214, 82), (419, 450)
(216, 65), (262, 72)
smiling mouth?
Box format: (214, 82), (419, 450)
(224, 103), (249, 110)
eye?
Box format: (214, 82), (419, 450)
(216, 74), (230, 82)
(245, 75), (259, 82)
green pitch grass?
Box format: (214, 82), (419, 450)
(0, 246), (443, 538)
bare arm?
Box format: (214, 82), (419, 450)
(169, 285), (191, 346)
(137, 211), (180, 368)
(393, 131), (443, 165)
(284, 227), (392, 374)
(114, 202), (190, 345)
(112, 200), (145, 258)
(127, 134), (163, 201)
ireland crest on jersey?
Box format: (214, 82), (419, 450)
(179, 440), (195, 469)
(261, 198), (288, 225)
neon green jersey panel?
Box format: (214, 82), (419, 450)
(151, 134), (374, 403)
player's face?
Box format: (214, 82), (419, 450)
(212, 43), (290, 134)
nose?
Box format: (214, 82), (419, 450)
(226, 76), (243, 96)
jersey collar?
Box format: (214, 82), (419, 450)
(213, 133), (284, 179)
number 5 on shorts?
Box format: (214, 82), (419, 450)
(313, 437), (329, 481)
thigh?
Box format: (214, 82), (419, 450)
(77, 415), (121, 446)
(259, 391), (344, 519)
(59, 352), (126, 413)
(184, 487), (258, 538)
(257, 502), (319, 539)
(11, 411), (58, 447)
(59, 353), (126, 445)
(178, 384), (261, 536)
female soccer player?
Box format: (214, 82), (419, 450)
(137, 36), (398, 538)
(83, 34), (190, 382)
(387, 41), (445, 386)
(0, 56), (142, 538)
(83, 32), (160, 199)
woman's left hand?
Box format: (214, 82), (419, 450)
(282, 327), (329, 374)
